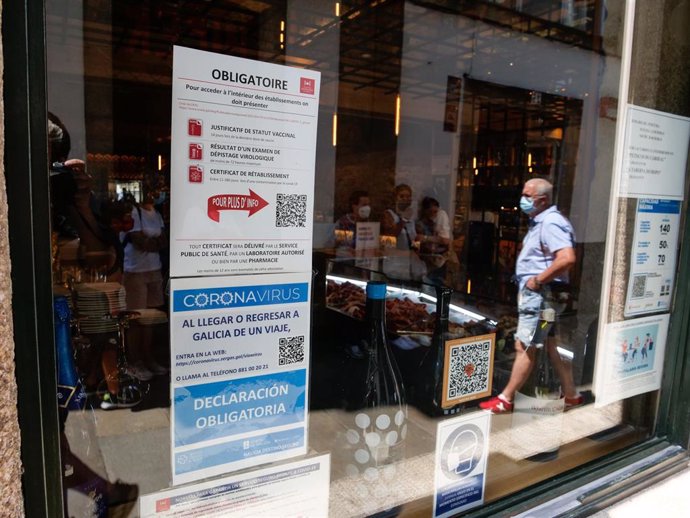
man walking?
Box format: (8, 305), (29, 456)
(480, 178), (583, 413)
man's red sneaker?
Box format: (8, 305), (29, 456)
(479, 394), (513, 414)
(564, 394), (584, 411)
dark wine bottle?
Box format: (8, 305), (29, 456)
(417, 285), (460, 416)
(534, 345), (560, 400)
(352, 281), (407, 466)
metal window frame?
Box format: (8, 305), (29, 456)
(3, 1), (64, 516)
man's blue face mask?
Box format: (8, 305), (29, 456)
(520, 195), (537, 215)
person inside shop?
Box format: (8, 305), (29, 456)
(333, 189), (371, 251)
(380, 183), (427, 280)
(479, 178), (583, 414)
(381, 183), (416, 249)
(416, 196), (452, 285)
(121, 189), (169, 382)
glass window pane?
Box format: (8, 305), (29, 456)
(45, 1), (673, 515)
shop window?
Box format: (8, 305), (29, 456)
(44, 0), (674, 516)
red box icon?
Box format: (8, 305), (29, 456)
(300, 77), (315, 95)
(188, 118), (202, 136)
(188, 165), (203, 183)
(156, 498), (171, 512)
(189, 143), (203, 160)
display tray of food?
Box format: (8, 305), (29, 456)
(325, 275), (492, 345)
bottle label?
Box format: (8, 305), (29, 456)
(349, 408), (407, 466)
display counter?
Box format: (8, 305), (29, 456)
(314, 255), (498, 416)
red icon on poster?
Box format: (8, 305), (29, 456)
(155, 499), (171, 512)
(189, 143), (203, 160)
(300, 77), (315, 95)
(188, 165), (203, 183)
(188, 118), (202, 136)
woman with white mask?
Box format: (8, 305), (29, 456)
(334, 189), (371, 249)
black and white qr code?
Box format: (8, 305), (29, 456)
(446, 339), (491, 401)
(278, 335), (305, 366)
(631, 274), (647, 299)
(276, 194), (307, 228)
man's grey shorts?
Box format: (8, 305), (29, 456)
(515, 286), (563, 347)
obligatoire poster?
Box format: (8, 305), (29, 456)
(169, 45), (321, 277)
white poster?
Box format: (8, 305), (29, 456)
(619, 105), (690, 200)
(593, 313), (670, 408)
(169, 273), (311, 485)
(140, 455), (330, 517)
(624, 199), (681, 316)
(433, 412), (491, 518)
(170, 46), (321, 277)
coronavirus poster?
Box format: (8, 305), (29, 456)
(169, 45), (321, 277)
(169, 273), (311, 484)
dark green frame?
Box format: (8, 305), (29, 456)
(658, 200), (690, 446)
(3, 1), (64, 516)
(2, 1), (689, 517)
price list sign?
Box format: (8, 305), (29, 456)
(624, 199), (681, 317)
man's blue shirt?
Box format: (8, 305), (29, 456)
(515, 206), (575, 289)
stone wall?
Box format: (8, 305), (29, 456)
(0, 1), (26, 516)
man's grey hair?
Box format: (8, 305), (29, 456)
(525, 178), (553, 203)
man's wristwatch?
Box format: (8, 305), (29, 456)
(533, 277), (542, 288)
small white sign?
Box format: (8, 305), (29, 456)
(355, 222), (380, 252)
(433, 412), (491, 517)
(624, 199), (681, 316)
(619, 105), (690, 200)
(593, 314), (669, 408)
(140, 455), (330, 517)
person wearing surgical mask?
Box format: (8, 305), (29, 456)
(381, 183), (417, 250)
(480, 178), (582, 415)
(334, 190), (371, 248)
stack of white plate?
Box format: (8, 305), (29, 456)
(132, 308), (168, 326)
(75, 282), (126, 334)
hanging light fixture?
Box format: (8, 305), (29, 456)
(332, 113), (338, 147)
(280, 20), (285, 50)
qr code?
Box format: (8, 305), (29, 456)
(446, 339), (491, 401)
(279, 335), (305, 365)
(276, 194), (307, 227)
(631, 275), (647, 299)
